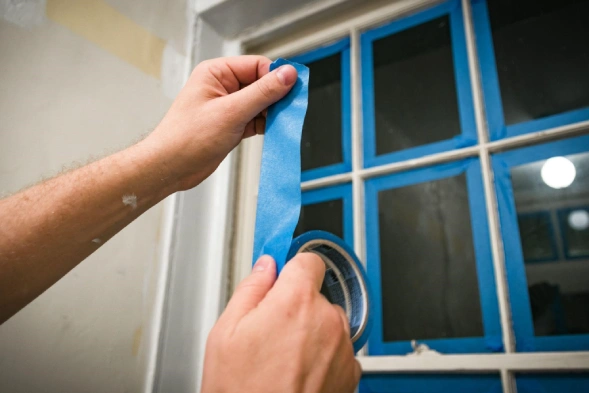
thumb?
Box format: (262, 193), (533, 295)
(221, 255), (277, 324)
(227, 65), (297, 123)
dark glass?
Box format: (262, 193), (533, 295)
(294, 199), (343, 239)
(301, 53), (342, 171)
(372, 15), (461, 156)
(378, 174), (484, 342)
(511, 151), (589, 336)
(517, 213), (556, 262)
(560, 207), (589, 258)
(487, 0), (589, 125)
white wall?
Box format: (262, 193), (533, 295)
(0, 1), (186, 391)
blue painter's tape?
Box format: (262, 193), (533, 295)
(365, 158), (502, 355)
(252, 59), (371, 353)
(252, 59), (310, 270)
(361, 0), (478, 169)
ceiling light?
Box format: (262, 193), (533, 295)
(541, 156), (576, 189)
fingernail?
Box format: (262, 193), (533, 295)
(276, 65), (297, 86)
(253, 255), (273, 272)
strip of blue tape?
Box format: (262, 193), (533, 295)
(252, 59), (310, 270)
(251, 59), (372, 352)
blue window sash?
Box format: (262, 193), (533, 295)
(301, 183), (354, 246)
(516, 373), (589, 393)
(471, 0), (589, 141)
(517, 211), (559, 264)
(290, 39), (352, 182)
(360, 373), (502, 393)
(361, 0), (477, 169)
(364, 158), (502, 355)
(557, 206), (589, 260)
(493, 134), (589, 352)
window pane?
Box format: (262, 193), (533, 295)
(372, 15), (461, 156)
(294, 199), (343, 239)
(511, 151), (589, 336)
(560, 207), (589, 258)
(301, 53), (342, 171)
(517, 213), (556, 262)
(378, 174), (484, 342)
(487, 0), (589, 125)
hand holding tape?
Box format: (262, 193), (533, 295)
(252, 58), (371, 352)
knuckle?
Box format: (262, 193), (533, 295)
(256, 78), (276, 100)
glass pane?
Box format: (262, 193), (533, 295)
(301, 53), (342, 171)
(560, 207), (589, 258)
(517, 213), (556, 262)
(294, 199), (343, 239)
(372, 15), (461, 156)
(378, 174), (484, 342)
(487, 0), (589, 125)
(511, 151), (589, 336)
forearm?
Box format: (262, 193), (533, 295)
(0, 139), (177, 323)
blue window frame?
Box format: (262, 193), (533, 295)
(361, 0), (477, 168)
(290, 39), (352, 182)
(472, 0), (589, 141)
(299, 183), (354, 246)
(516, 373), (589, 393)
(364, 158), (502, 355)
(360, 373), (502, 393)
(493, 134), (589, 352)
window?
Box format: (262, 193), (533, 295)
(474, 0), (589, 139)
(237, 0), (589, 391)
(290, 40), (352, 181)
(494, 136), (589, 350)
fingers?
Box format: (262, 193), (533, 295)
(215, 55), (274, 87)
(222, 255), (277, 324)
(333, 304), (350, 337)
(242, 115), (266, 139)
(277, 252), (326, 292)
(226, 64), (298, 124)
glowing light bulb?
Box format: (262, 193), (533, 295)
(568, 210), (589, 231)
(541, 157), (575, 189)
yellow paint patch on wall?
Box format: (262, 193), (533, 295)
(132, 326), (143, 357)
(46, 0), (165, 79)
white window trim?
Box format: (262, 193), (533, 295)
(232, 0), (589, 392)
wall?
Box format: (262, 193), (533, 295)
(0, 1), (188, 392)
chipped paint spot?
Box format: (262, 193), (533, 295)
(122, 194), (137, 209)
(0, 0), (46, 28)
(132, 326), (143, 357)
(92, 238), (102, 244)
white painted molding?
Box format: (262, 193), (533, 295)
(359, 352), (589, 373)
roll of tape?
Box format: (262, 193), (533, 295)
(287, 231), (372, 352)
(252, 58), (371, 352)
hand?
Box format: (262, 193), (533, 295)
(142, 55), (298, 191)
(201, 253), (362, 393)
